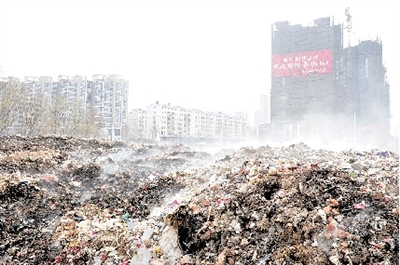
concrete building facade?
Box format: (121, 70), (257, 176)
(255, 94), (271, 128)
(270, 17), (391, 148)
(271, 17), (345, 143)
(127, 108), (148, 141)
(345, 40), (391, 147)
(24, 76), (54, 103)
(90, 74), (129, 140)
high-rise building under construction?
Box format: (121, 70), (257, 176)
(345, 40), (391, 148)
(270, 17), (391, 148)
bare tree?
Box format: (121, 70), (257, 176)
(74, 106), (103, 138)
(42, 95), (103, 138)
(0, 77), (23, 135)
(1, 76), (104, 138)
(42, 94), (71, 135)
(18, 84), (47, 135)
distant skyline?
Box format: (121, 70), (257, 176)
(1, 0), (399, 134)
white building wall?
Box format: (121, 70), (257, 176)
(133, 102), (250, 142)
(127, 109), (147, 140)
(92, 74), (128, 140)
(260, 93), (271, 125)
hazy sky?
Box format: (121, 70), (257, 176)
(0, 0), (399, 133)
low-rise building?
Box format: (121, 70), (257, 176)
(129, 102), (249, 144)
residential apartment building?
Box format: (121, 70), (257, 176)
(91, 74), (129, 140)
(127, 108), (148, 140)
(129, 102), (249, 144)
(56, 75), (89, 105)
(24, 76), (54, 103)
(2, 74), (129, 140)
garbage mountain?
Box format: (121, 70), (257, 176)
(0, 136), (398, 264)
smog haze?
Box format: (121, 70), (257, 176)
(0, 0), (399, 147)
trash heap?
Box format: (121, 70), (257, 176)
(0, 136), (398, 264)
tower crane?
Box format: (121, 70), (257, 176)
(345, 8), (357, 145)
(345, 7), (352, 116)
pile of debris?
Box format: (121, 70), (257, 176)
(0, 136), (398, 264)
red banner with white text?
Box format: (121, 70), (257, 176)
(272, 49), (333, 77)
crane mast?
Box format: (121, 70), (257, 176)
(345, 7), (352, 116)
